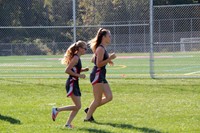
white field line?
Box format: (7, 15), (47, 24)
(184, 71), (200, 75)
(0, 64), (39, 67)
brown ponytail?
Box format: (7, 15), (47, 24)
(90, 28), (108, 53)
(61, 40), (86, 65)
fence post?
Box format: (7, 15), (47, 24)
(149, 0), (155, 78)
(144, 21), (146, 52)
(173, 19), (175, 52)
(190, 19), (193, 50)
(114, 23), (116, 52)
(73, 0), (76, 43)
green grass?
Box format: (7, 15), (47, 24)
(0, 78), (200, 133)
(0, 53), (200, 132)
(1, 52), (200, 78)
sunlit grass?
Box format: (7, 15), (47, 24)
(0, 78), (200, 133)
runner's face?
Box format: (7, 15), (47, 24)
(105, 32), (111, 44)
(80, 45), (87, 55)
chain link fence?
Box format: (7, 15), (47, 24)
(0, 0), (150, 55)
(152, 4), (200, 78)
(0, 0), (200, 78)
(0, 0), (150, 78)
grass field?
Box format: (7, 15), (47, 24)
(0, 52), (200, 78)
(0, 54), (150, 78)
(0, 53), (200, 132)
(0, 78), (200, 133)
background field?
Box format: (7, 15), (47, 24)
(0, 52), (200, 78)
(0, 54), (200, 133)
(0, 54), (149, 78)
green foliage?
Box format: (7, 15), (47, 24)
(32, 39), (52, 55)
(0, 0), (198, 55)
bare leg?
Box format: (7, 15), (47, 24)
(99, 83), (113, 106)
(66, 94), (81, 125)
(85, 83), (103, 120)
(57, 94), (81, 125)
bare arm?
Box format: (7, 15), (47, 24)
(108, 60), (114, 66)
(96, 47), (116, 68)
(65, 56), (86, 78)
(91, 54), (95, 63)
(81, 67), (89, 72)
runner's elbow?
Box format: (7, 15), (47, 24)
(65, 68), (70, 74)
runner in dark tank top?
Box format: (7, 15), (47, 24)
(90, 45), (109, 85)
(52, 41), (89, 128)
(84, 28), (116, 122)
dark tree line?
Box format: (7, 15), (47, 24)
(0, 0), (199, 55)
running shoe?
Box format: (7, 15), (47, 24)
(64, 124), (73, 129)
(84, 108), (95, 121)
(52, 108), (58, 121)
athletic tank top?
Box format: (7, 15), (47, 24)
(94, 45), (109, 69)
(69, 55), (82, 80)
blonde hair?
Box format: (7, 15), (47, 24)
(90, 28), (109, 53)
(61, 40), (86, 65)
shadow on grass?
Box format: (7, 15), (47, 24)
(93, 121), (163, 133)
(0, 114), (21, 124)
(78, 127), (112, 133)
